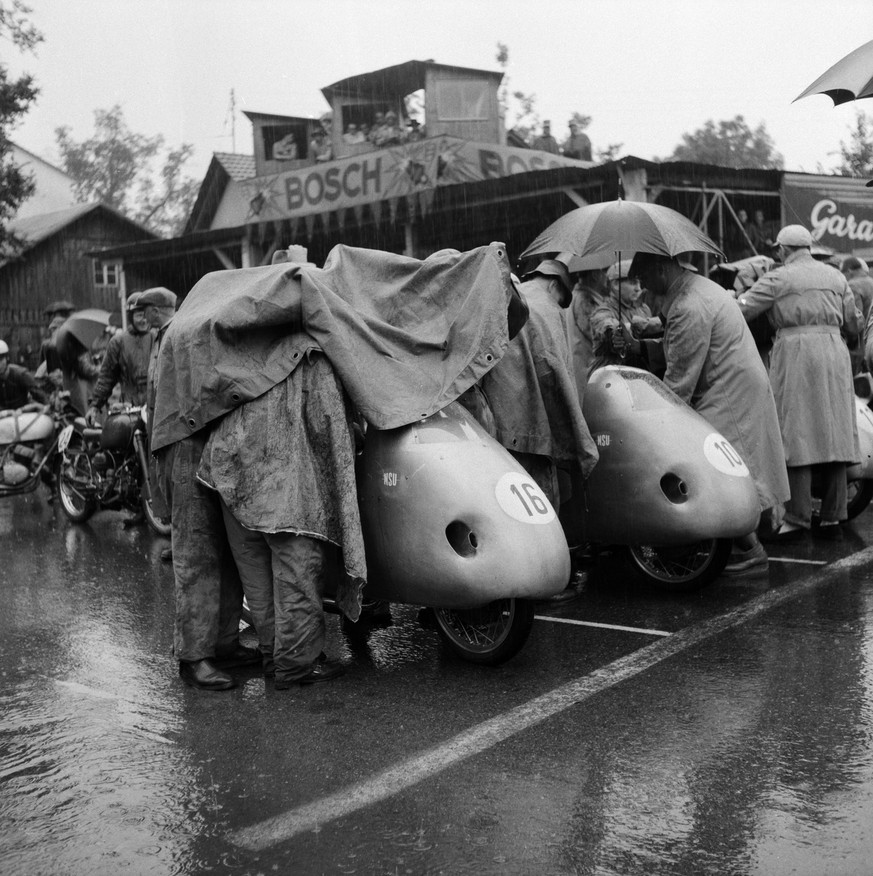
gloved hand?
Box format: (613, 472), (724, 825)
(85, 405), (101, 427)
(611, 325), (640, 357)
(630, 315), (664, 339)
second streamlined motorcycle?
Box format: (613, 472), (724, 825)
(55, 405), (170, 535)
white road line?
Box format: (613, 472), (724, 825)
(534, 615), (672, 637)
(228, 546), (873, 851)
(769, 557), (828, 565)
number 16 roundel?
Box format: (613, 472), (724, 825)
(495, 471), (557, 524)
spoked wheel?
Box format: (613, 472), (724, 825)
(846, 480), (873, 520)
(625, 537), (732, 592)
(54, 452), (98, 523)
(811, 478), (873, 523)
(434, 597), (534, 665)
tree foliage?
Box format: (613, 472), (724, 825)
(668, 115), (784, 169)
(495, 43), (593, 151)
(835, 111), (873, 178)
(55, 104), (199, 238)
(0, 0), (42, 259)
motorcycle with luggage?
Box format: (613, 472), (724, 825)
(55, 404), (170, 535)
(1, 392), (78, 500)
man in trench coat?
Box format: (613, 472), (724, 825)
(738, 225), (860, 540)
(625, 253), (790, 574)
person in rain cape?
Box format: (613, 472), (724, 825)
(150, 242), (526, 688)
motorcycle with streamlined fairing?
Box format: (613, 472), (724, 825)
(238, 400), (572, 666)
(55, 405), (170, 535)
(580, 365), (761, 591)
(0, 394), (77, 500)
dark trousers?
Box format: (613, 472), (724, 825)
(158, 437), (244, 661)
(220, 501), (325, 682)
(784, 462), (848, 528)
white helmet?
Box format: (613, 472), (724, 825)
(0, 340), (9, 357)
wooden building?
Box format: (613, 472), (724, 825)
(87, 59), (873, 306)
(0, 203), (155, 365)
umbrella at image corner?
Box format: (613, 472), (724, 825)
(520, 199), (724, 264)
(795, 38), (873, 105)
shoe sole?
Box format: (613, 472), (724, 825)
(180, 677), (237, 691)
(722, 563), (769, 577)
(299, 670), (346, 685)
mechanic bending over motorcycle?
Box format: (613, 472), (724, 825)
(196, 248), (363, 689)
(86, 292), (154, 424)
(618, 253), (790, 576)
(143, 286), (261, 692)
(0, 340), (48, 409)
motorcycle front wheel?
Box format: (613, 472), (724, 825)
(55, 452), (98, 523)
(845, 479), (873, 520)
(434, 597), (534, 665)
(625, 537), (732, 592)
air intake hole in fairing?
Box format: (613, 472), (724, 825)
(446, 520), (478, 557)
(660, 473), (689, 504)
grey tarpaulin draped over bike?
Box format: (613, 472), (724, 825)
(150, 243), (518, 453)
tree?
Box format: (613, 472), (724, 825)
(495, 43), (593, 150)
(495, 43), (540, 144)
(55, 104), (199, 238)
(835, 111), (873, 178)
(0, 0), (42, 259)
(668, 115), (784, 169)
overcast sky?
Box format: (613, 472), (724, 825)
(5, 0), (873, 183)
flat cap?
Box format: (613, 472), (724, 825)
(137, 287), (177, 308)
(775, 225), (813, 247)
(607, 258), (635, 282)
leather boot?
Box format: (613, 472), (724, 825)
(179, 658), (237, 690)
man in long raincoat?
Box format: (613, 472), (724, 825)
(627, 253), (789, 575)
(739, 225), (860, 540)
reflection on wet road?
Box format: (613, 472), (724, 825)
(2, 491), (873, 875)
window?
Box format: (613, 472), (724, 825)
(94, 261), (119, 287)
(433, 80), (489, 121)
(263, 124), (306, 161)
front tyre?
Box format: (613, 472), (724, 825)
(626, 537), (732, 592)
(845, 479), (873, 520)
(54, 452), (98, 523)
(434, 597), (534, 665)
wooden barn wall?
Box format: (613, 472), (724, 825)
(0, 213), (150, 367)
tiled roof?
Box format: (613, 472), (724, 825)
(213, 152), (255, 181)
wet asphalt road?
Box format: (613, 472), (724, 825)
(2, 489), (873, 876)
